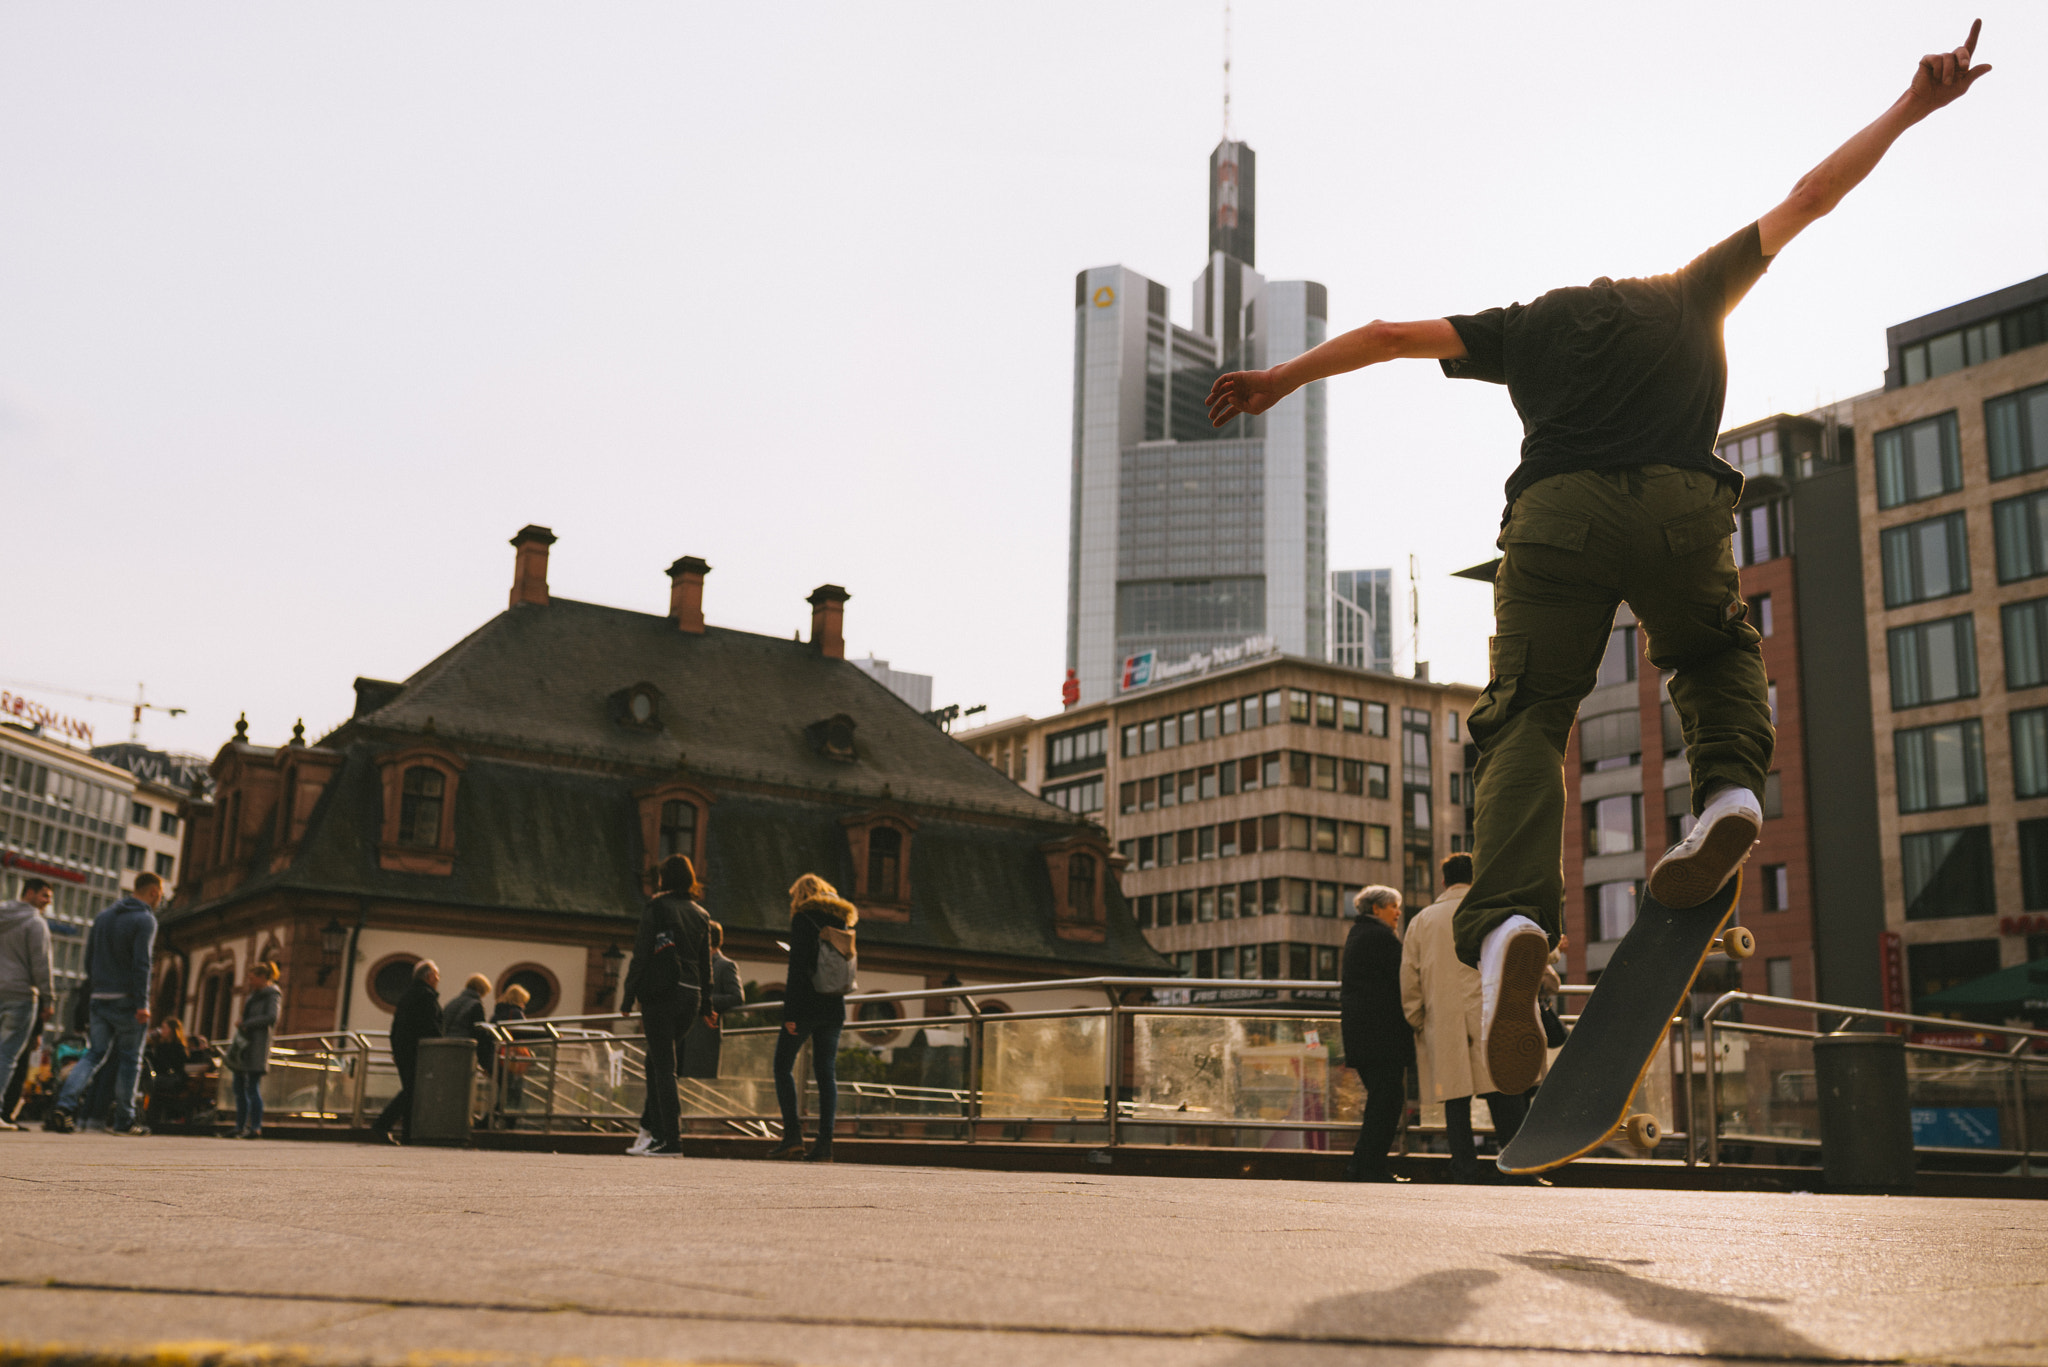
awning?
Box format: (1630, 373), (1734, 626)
(1919, 956), (2048, 1015)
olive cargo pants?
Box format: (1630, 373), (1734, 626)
(1451, 466), (1774, 968)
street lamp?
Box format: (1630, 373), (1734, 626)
(317, 917), (349, 985)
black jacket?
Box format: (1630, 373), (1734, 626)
(621, 893), (713, 1014)
(681, 952), (745, 1080)
(233, 983), (282, 1075)
(1340, 915), (1415, 1070)
(781, 898), (856, 1027)
(388, 979), (443, 1070)
(442, 987), (490, 1069)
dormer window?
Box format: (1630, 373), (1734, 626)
(840, 809), (917, 921)
(398, 768), (445, 846)
(610, 682), (664, 732)
(1041, 831), (1112, 943)
(659, 799), (697, 859)
(867, 826), (903, 901)
(1067, 852), (1099, 921)
(807, 713), (858, 763)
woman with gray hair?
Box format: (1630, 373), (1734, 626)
(1340, 885), (1413, 1181)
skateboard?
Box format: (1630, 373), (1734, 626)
(1495, 873), (1751, 1175)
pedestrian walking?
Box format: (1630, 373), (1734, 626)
(371, 959), (441, 1145)
(1204, 21), (1993, 1096)
(45, 872), (162, 1135)
(442, 973), (493, 1073)
(1340, 885), (1412, 1183)
(619, 854), (714, 1159)
(227, 961), (281, 1139)
(767, 874), (856, 1163)
(489, 983), (534, 1128)
(1401, 855), (1529, 1184)
(0, 878), (56, 1131)
(682, 922), (746, 1081)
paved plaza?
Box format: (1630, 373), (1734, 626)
(1, 1133), (2044, 1367)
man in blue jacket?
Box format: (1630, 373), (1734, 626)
(46, 872), (162, 1135)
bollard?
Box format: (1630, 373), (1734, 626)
(1813, 1032), (1915, 1193)
(411, 1038), (479, 1145)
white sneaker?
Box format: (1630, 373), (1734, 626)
(625, 1128), (654, 1155)
(1479, 916), (1550, 1096)
(1648, 786), (1761, 910)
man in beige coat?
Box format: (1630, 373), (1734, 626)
(1402, 854), (1533, 1183)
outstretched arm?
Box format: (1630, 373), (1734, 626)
(1205, 318), (1464, 427)
(1759, 19), (1991, 256)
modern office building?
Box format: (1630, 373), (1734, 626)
(1328, 569), (1394, 673)
(849, 656), (933, 715)
(1853, 272), (2048, 1014)
(0, 722), (137, 1004)
(957, 656), (1479, 978)
(94, 745), (212, 898)
(1067, 139), (1329, 706)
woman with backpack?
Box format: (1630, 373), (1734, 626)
(619, 854), (714, 1158)
(767, 874), (856, 1162)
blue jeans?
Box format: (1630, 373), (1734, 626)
(773, 1020), (842, 1145)
(0, 998), (36, 1099)
(233, 1070), (265, 1134)
(56, 1000), (148, 1128)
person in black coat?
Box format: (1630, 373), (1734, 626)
(1340, 886), (1414, 1182)
(442, 975), (494, 1073)
(768, 874), (857, 1163)
(682, 922), (746, 1081)
(620, 854), (715, 1159)
(371, 959), (441, 1145)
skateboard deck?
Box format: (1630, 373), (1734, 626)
(1495, 873), (1744, 1175)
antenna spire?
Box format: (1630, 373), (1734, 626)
(1222, 3), (1233, 141)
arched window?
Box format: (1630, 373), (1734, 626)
(659, 800), (697, 860)
(367, 955), (421, 1012)
(855, 999), (904, 1045)
(497, 964), (560, 1017)
(398, 767), (444, 846)
(197, 964), (235, 1041)
(868, 827), (903, 903)
(1068, 853), (1098, 921)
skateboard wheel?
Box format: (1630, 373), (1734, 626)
(1624, 1113), (1660, 1151)
(1719, 925), (1756, 960)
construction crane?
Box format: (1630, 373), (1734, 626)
(0, 680), (186, 742)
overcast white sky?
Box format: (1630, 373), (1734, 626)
(3, 3), (2041, 757)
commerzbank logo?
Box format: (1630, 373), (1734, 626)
(1093, 285), (1116, 308)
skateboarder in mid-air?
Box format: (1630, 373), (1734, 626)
(1208, 24), (1991, 1097)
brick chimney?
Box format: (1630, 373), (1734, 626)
(668, 556), (710, 633)
(807, 584), (850, 659)
(509, 525), (557, 607)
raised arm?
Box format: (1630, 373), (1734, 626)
(1206, 318), (1464, 426)
(1758, 19), (1991, 257)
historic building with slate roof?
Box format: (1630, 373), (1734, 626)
(159, 527), (1168, 1041)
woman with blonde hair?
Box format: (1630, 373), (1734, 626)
(766, 873), (857, 1161)
(228, 961), (281, 1139)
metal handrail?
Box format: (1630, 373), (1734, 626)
(1701, 991), (2047, 1174)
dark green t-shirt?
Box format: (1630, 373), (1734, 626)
(1441, 222), (1773, 506)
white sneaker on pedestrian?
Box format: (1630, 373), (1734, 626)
(1479, 915), (1550, 1096)
(625, 1128), (654, 1155)
(1648, 785), (1761, 910)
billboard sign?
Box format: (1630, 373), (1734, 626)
(1119, 635), (1277, 693)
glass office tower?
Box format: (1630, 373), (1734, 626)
(1328, 569), (1394, 673)
(1067, 140), (1328, 706)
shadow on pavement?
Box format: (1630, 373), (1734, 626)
(1214, 1267), (1501, 1361)
(1502, 1250), (1833, 1361)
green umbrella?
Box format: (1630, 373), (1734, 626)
(1918, 956), (2048, 1014)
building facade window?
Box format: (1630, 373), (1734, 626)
(1739, 499), (1790, 567)
(1887, 614), (1978, 708)
(153, 852), (174, 880)
(1584, 794), (1642, 856)
(2020, 818), (2048, 911)
(129, 801), (152, 828)
(125, 843), (146, 871)
(1596, 625), (1639, 686)
(1750, 594), (1774, 636)
(1045, 722), (1107, 776)
(1898, 297), (2048, 386)
(1765, 957), (1794, 1000)
(1901, 826), (1994, 920)
(2014, 708), (2048, 799)
(867, 827), (903, 902)
(840, 810), (916, 915)
(1987, 380), (2048, 480)
(1874, 412), (1962, 508)
(1366, 702), (1388, 737)
(1589, 880), (1640, 942)
(2004, 598), (2048, 690)
(1044, 776), (1104, 815)
(1895, 720), (1986, 813)
(1761, 863), (1790, 911)
(1881, 512), (1970, 607)
(658, 799), (697, 860)
(1992, 488), (2048, 584)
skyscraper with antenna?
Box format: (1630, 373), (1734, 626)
(1064, 26), (1327, 706)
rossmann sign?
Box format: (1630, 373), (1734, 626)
(0, 692), (93, 746)
(1119, 635), (1278, 693)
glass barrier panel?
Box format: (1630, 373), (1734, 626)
(1718, 1031), (1816, 1145)
(1126, 1014), (1353, 1148)
(1906, 1050), (2018, 1153)
(979, 1015), (1106, 1120)
(680, 1028), (778, 1122)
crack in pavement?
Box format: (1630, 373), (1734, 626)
(0, 1276), (1907, 1365)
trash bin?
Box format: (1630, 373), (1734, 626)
(410, 1038), (478, 1145)
(1813, 1032), (1914, 1193)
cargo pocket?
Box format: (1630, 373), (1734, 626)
(1468, 634), (1529, 748)
(1663, 503), (1736, 557)
(1503, 511), (1590, 552)
(1489, 634), (1528, 681)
